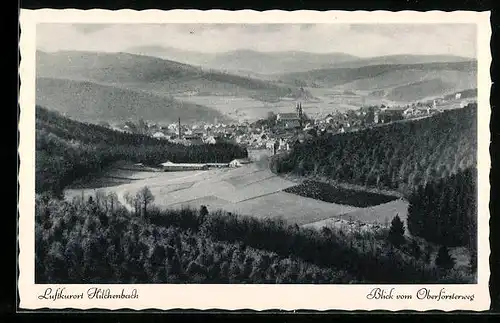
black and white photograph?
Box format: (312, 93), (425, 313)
(18, 9), (491, 311)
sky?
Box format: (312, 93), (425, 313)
(36, 23), (477, 58)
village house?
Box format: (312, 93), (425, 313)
(152, 131), (167, 139)
(324, 114), (336, 124)
(378, 108), (404, 123)
(184, 135), (204, 145)
(204, 136), (217, 145)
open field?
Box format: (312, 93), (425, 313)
(64, 152), (410, 228)
(174, 89), (386, 122)
(175, 95), (324, 122)
(303, 198), (409, 229)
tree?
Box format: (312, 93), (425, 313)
(95, 190), (107, 211)
(200, 205), (209, 217)
(136, 186), (155, 217)
(199, 205), (209, 226)
(435, 245), (455, 272)
(423, 244), (433, 264)
(410, 240), (421, 260)
(468, 249), (477, 275)
(107, 192), (119, 212)
(388, 215), (405, 247)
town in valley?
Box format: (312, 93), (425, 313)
(34, 23), (479, 285)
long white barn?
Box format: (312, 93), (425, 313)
(159, 161), (209, 171)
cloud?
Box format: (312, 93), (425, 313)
(36, 23), (477, 58)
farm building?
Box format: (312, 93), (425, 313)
(206, 163), (230, 168)
(229, 158), (253, 168)
(159, 161), (209, 171)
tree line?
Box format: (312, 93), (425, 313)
(36, 106), (247, 196)
(271, 104), (477, 194)
(35, 190), (474, 284)
(36, 193), (354, 284)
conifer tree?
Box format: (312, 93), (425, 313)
(435, 245), (455, 271)
(388, 215), (405, 247)
(410, 240), (421, 260)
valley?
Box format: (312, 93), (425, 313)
(36, 50), (477, 124)
(34, 42), (479, 285)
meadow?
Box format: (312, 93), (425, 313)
(65, 157), (409, 228)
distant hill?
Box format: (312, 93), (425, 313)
(272, 103), (477, 194)
(125, 46), (360, 74)
(280, 61), (477, 102)
(36, 50), (311, 104)
(333, 54), (474, 68)
(36, 77), (232, 124)
(124, 45), (214, 67)
(384, 79), (460, 102)
(125, 47), (472, 75)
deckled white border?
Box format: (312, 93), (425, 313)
(18, 9), (491, 311)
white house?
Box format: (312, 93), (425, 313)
(152, 132), (167, 139)
(229, 158), (252, 168)
(204, 136), (217, 144)
(403, 107), (413, 115)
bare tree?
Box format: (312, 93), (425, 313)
(124, 192), (139, 215)
(136, 186), (155, 217)
(95, 190), (107, 211)
(107, 192), (119, 212)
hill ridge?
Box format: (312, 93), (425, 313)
(36, 76), (232, 124)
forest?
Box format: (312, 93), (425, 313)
(271, 103), (477, 194)
(35, 190), (474, 284)
(407, 167), (477, 248)
(271, 104), (478, 263)
(284, 180), (398, 207)
(36, 106), (248, 196)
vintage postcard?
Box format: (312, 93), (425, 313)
(18, 9), (491, 311)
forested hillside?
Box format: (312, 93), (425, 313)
(36, 106), (247, 195)
(273, 104), (477, 194)
(36, 191), (470, 284)
(407, 167), (477, 248)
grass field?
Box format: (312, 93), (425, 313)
(64, 150), (410, 228)
(174, 91), (372, 121)
(303, 198), (409, 229)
